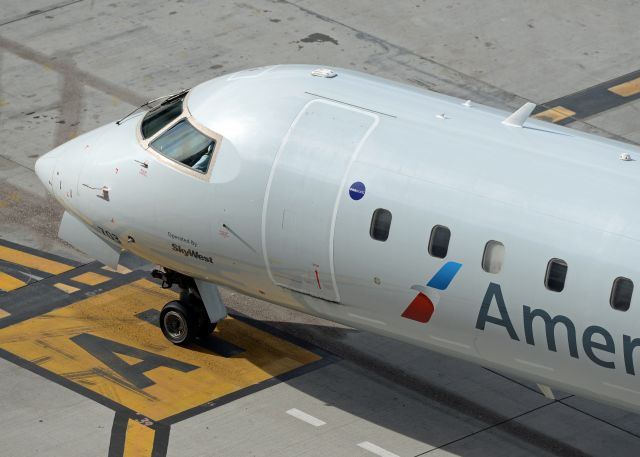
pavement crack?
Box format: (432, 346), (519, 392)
(413, 400), (592, 457)
(0, 0), (87, 28)
(558, 400), (640, 441)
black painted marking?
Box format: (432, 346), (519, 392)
(0, 241), (334, 457)
(0, 259), (52, 284)
(534, 69), (640, 126)
(108, 412), (169, 457)
(0, 345), (141, 416)
(152, 422), (171, 457)
(136, 308), (160, 325)
(0, 265), (146, 329)
(71, 333), (198, 389)
(107, 411), (129, 457)
(0, 278), (75, 326)
(136, 308), (245, 357)
(0, 311), (334, 425)
(162, 350), (337, 425)
(162, 310), (338, 425)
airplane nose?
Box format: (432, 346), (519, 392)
(34, 154), (57, 190)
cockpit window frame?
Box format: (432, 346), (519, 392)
(136, 91), (223, 181)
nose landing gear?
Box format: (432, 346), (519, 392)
(152, 268), (219, 345)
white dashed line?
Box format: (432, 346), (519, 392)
(286, 408), (326, 427)
(358, 441), (400, 457)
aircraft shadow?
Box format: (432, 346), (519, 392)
(214, 314), (640, 457)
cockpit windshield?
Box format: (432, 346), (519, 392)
(140, 94), (186, 139)
(149, 119), (216, 174)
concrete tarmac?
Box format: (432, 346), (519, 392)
(1, 1), (640, 456)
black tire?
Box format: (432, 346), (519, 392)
(159, 300), (197, 345)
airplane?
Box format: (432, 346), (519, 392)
(34, 64), (640, 415)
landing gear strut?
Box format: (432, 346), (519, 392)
(152, 268), (217, 345)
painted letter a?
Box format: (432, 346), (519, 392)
(475, 283), (520, 341)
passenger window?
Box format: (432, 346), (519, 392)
(482, 241), (505, 274)
(370, 209), (392, 241)
(611, 277), (633, 311)
(429, 225), (450, 258)
(140, 94), (186, 139)
(545, 259), (567, 292)
(150, 119), (216, 174)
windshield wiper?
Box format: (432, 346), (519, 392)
(116, 89), (188, 126)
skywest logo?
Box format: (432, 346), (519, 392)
(402, 261), (463, 323)
(476, 283), (640, 376)
(171, 244), (213, 264)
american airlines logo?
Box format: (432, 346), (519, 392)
(402, 262), (463, 323)
(171, 244), (213, 264)
(476, 283), (640, 376)
(404, 269), (640, 377)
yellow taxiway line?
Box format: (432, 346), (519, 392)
(71, 271), (111, 286)
(0, 278), (321, 421)
(0, 271), (26, 292)
(533, 106), (576, 123)
(123, 419), (155, 457)
(0, 245), (74, 275)
(608, 77), (640, 97)
(53, 282), (81, 294)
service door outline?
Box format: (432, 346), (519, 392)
(263, 99), (377, 302)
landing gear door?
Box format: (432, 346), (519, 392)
(263, 100), (377, 302)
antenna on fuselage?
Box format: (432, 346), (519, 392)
(115, 89), (188, 125)
(502, 102), (537, 128)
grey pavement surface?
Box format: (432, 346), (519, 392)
(0, 358), (113, 457)
(2, 1), (640, 456)
(225, 290), (640, 457)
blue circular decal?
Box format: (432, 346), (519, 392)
(349, 181), (366, 200)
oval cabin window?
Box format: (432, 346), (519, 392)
(482, 240), (505, 274)
(370, 209), (392, 242)
(545, 259), (568, 293)
(428, 225), (451, 259)
(611, 277), (633, 311)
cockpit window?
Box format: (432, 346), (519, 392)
(149, 119), (216, 174)
(141, 95), (185, 139)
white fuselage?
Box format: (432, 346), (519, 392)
(36, 65), (640, 413)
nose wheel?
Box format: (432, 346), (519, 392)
(159, 298), (218, 345)
(153, 268), (219, 345)
(160, 301), (193, 344)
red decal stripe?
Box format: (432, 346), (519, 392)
(401, 293), (435, 323)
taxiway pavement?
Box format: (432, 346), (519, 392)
(2, 1), (640, 456)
